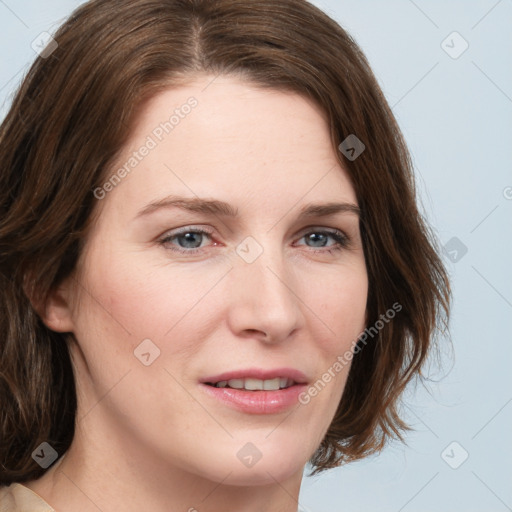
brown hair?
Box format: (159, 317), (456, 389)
(0, 0), (450, 484)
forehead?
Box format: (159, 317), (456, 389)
(99, 75), (357, 220)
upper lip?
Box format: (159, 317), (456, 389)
(200, 367), (308, 385)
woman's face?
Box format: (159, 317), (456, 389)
(60, 74), (368, 486)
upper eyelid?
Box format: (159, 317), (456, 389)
(161, 224), (346, 235)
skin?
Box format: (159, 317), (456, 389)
(25, 74), (368, 512)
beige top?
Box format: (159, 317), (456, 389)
(0, 483), (55, 512)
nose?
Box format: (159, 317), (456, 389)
(226, 239), (304, 344)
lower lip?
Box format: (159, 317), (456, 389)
(200, 383), (307, 414)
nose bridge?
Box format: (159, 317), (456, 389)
(227, 234), (302, 340)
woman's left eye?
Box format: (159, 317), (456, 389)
(158, 227), (349, 255)
(296, 230), (349, 253)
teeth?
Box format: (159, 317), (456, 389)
(263, 377), (281, 390)
(213, 377), (294, 390)
(227, 379), (244, 389)
(245, 378), (264, 390)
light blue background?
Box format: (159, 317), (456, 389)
(1, 1), (511, 511)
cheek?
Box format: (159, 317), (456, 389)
(74, 250), (232, 358)
(310, 262), (368, 350)
(298, 262), (367, 413)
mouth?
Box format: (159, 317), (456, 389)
(199, 368), (308, 414)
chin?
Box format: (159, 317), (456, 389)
(188, 441), (310, 487)
(222, 459), (305, 487)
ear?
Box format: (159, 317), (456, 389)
(42, 282), (76, 333)
(24, 275), (75, 333)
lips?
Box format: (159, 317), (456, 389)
(199, 368), (309, 414)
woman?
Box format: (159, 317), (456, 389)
(0, 0), (450, 510)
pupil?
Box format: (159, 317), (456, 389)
(180, 232), (202, 248)
(308, 233), (326, 247)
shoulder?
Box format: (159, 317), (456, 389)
(0, 483), (55, 512)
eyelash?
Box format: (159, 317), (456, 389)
(158, 226), (350, 255)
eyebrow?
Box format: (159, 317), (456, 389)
(135, 195), (361, 220)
